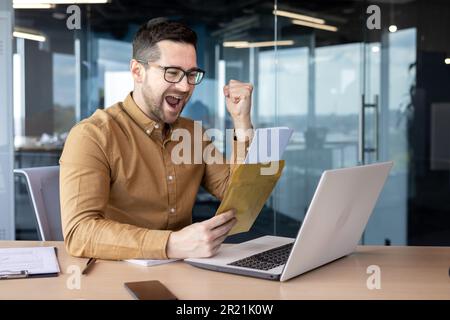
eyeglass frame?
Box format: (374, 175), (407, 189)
(136, 60), (206, 85)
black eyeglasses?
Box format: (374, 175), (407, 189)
(137, 60), (205, 85)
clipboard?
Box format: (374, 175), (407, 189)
(215, 160), (285, 235)
(0, 247), (60, 280)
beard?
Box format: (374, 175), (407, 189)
(141, 87), (165, 122)
(140, 85), (190, 124)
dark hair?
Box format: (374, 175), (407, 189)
(132, 17), (197, 62)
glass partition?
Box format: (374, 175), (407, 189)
(11, 0), (450, 245)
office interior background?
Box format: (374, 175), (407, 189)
(0, 0), (449, 246)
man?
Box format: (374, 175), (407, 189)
(60, 18), (254, 260)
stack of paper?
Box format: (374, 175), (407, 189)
(244, 127), (294, 164)
(216, 126), (293, 235)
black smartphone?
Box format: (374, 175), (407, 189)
(124, 280), (178, 300)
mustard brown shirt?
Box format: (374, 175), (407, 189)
(60, 93), (249, 260)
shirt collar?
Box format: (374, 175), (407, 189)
(122, 92), (179, 138)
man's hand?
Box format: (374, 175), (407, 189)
(166, 209), (237, 259)
(223, 80), (253, 131)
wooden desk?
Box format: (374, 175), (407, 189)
(1, 241), (449, 300)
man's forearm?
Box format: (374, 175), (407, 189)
(64, 216), (172, 260)
(232, 116), (253, 142)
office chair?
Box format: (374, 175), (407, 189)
(14, 166), (63, 241)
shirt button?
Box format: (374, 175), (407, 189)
(146, 129), (151, 135)
(168, 175), (173, 181)
(170, 208), (175, 213)
(155, 124), (159, 129)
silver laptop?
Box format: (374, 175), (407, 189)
(185, 161), (393, 281)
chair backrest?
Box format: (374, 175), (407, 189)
(14, 166), (63, 241)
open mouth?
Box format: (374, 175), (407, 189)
(164, 95), (183, 111)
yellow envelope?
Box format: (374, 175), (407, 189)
(215, 160), (285, 235)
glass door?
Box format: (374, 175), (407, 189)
(270, 1), (415, 245)
(273, 1), (364, 237)
(362, 10), (416, 245)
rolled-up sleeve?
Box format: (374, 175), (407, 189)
(60, 124), (171, 260)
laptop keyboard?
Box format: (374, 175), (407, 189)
(228, 243), (294, 271)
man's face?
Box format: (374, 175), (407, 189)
(140, 40), (197, 124)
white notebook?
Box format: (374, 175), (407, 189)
(124, 258), (179, 267)
(244, 127), (294, 164)
(0, 247), (60, 279)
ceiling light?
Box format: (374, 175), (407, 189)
(223, 41), (250, 47)
(13, 0), (109, 5)
(223, 40), (294, 49)
(389, 25), (397, 33)
(445, 58), (450, 65)
(52, 12), (67, 19)
(371, 46), (380, 53)
(273, 9), (325, 24)
(13, 27), (46, 42)
(292, 19), (338, 32)
(13, 3), (55, 8)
